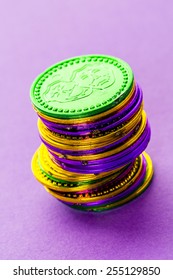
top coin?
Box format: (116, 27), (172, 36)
(30, 55), (134, 119)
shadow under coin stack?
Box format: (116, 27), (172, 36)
(30, 55), (153, 212)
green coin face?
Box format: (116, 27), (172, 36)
(30, 55), (134, 119)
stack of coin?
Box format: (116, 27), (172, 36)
(30, 55), (153, 212)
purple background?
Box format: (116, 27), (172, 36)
(1, 0), (173, 260)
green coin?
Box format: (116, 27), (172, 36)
(30, 55), (134, 119)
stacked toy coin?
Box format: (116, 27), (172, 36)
(30, 55), (153, 212)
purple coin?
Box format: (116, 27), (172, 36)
(76, 160), (135, 194)
(40, 116), (143, 156)
(50, 121), (149, 167)
(50, 122), (150, 173)
(59, 154), (146, 208)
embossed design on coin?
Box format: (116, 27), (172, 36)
(30, 55), (134, 118)
(42, 64), (115, 103)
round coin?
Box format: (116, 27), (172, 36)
(30, 55), (134, 119)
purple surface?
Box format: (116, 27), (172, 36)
(0, 0), (173, 260)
